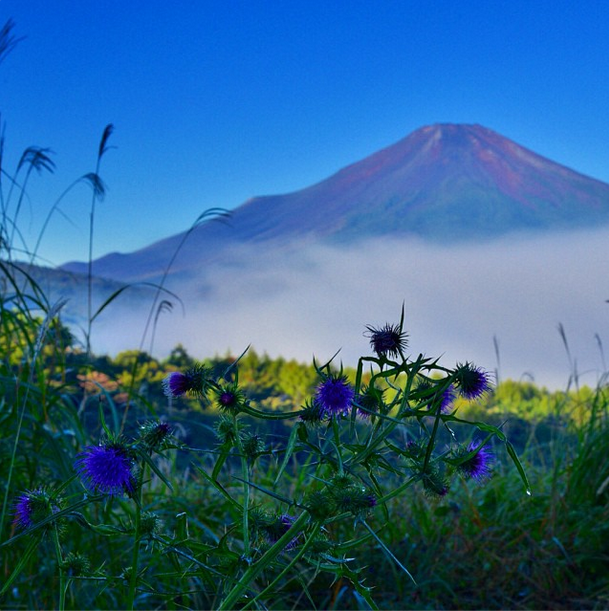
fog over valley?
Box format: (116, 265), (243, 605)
(86, 227), (609, 390)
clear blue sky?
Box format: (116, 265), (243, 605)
(1, 0), (609, 265)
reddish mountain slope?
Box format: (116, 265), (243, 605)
(62, 124), (609, 282)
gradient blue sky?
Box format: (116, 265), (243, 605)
(1, 0), (609, 265)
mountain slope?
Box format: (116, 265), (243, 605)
(62, 123), (609, 283)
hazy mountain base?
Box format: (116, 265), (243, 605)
(38, 226), (609, 390)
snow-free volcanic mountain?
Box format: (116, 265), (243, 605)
(62, 123), (609, 283)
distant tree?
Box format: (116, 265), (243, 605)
(165, 343), (195, 369)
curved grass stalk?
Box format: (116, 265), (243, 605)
(119, 207), (229, 433)
(85, 124), (114, 357)
(137, 206), (230, 354)
(29, 173), (100, 266)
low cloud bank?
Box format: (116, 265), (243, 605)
(90, 227), (609, 390)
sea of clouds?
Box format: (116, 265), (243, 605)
(89, 227), (609, 390)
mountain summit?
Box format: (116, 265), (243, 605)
(63, 123), (609, 282)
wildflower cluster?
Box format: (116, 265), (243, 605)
(6, 307), (525, 611)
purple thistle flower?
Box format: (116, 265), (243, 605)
(404, 440), (424, 460)
(75, 443), (136, 496)
(162, 371), (190, 397)
(315, 376), (355, 418)
(364, 322), (408, 359)
(162, 365), (209, 398)
(219, 391), (235, 407)
(457, 441), (494, 483)
(12, 488), (61, 530)
(425, 383), (455, 413)
(364, 494), (378, 509)
(13, 492), (34, 530)
(454, 362), (493, 400)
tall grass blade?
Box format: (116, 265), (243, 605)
(0, 533), (42, 595)
(359, 519), (416, 585)
(86, 124), (114, 357)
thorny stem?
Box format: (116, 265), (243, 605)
(218, 511), (310, 611)
(53, 522), (67, 611)
(127, 467), (145, 611)
(233, 418), (251, 557)
(240, 521), (323, 610)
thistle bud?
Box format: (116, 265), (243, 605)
(306, 490), (336, 521)
(215, 415), (238, 445)
(242, 432), (265, 463)
(214, 383), (247, 414)
(298, 399), (326, 426)
(140, 511), (161, 536)
(364, 322), (408, 359)
(138, 420), (173, 452)
(62, 552), (91, 577)
(421, 466), (449, 498)
(453, 441), (494, 482)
